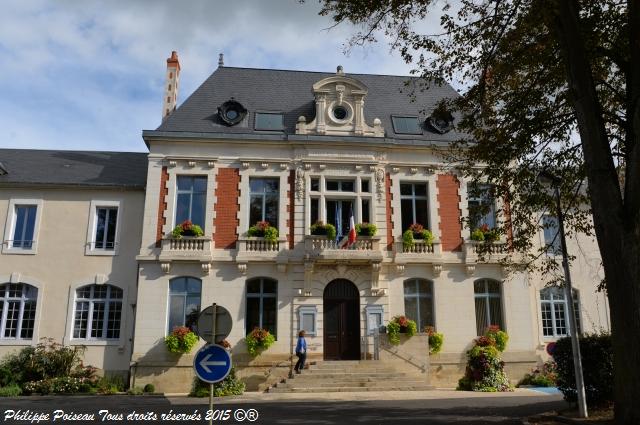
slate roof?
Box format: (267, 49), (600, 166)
(0, 149), (148, 189)
(154, 66), (465, 143)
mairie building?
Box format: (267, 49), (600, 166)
(0, 52), (610, 393)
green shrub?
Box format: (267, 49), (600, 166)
(553, 333), (613, 405)
(402, 224), (434, 249)
(386, 316), (417, 345)
(95, 375), (125, 395)
(143, 383), (155, 393)
(470, 229), (485, 241)
(457, 329), (512, 392)
(485, 325), (509, 352)
(424, 327), (444, 355)
(245, 328), (275, 356)
(165, 326), (199, 354)
(127, 386), (144, 395)
(23, 376), (94, 395)
(190, 368), (245, 397)
(355, 223), (377, 236)
(0, 384), (22, 397)
(172, 220), (204, 238)
(310, 221), (337, 240)
(471, 224), (499, 242)
(247, 221), (279, 242)
(518, 361), (558, 387)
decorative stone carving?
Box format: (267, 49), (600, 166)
(295, 166), (305, 201)
(371, 288), (387, 297)
(260, 163), (269, 169)
(277, 263), (287, 273)
(375, 167), (385, 202)
(168, 160), (177, 167)
(94, 274), (107, 285)
(188, 161), (196, 167)
(304, 163), (311, 170)
(371, 262), (381, 289)
(355, 164), (362, 171)
(161, 263), (171, 274)
(410, 167), (418, 174)
(201, 263), (211, 275)
(432, 264), (443, 277)
(9, 272), (21, 284)
(375, 151), (386, 162)
(280, 163), (288, 170)
(392, 167), (400, 173)
(242, 162), (250, 169)
(237, 263), (247, 275)
(396, 264), (405, 274)
(207, 161), (216, 168)
(465, 264), (476, 277)
(304, 261), (314, 292)
(318, 164), (326, 170)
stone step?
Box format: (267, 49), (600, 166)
(276, 380), (429, 388)
(289, 375), (414, 383)
(300, 372), (406, 379)
(269, 385), (435, 393)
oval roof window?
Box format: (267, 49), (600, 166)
(427, 106), (454, 134)
(218, 99), (247, 126)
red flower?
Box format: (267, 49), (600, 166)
(487, 325), (501, 333)
(475, 336), (496, 347)
(396, 316), (409, 327)
(408, 223), (424, 233)
(256, 221), (270, 231)
(424, 326), (436, 336)
(480, 223), (490, 233)
(180, 220), (194, 232)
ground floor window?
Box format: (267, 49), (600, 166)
(474, 279), (504, 335)
(403, 278), (434, 331)
(73, 284), (123, 339)
(0, 283), (38, 339)
(540, 287), (581, 337)
(168, 277), (201, 333)
(246, 278), (277, 338)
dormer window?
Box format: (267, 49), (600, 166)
(333, 106), (348, 120)
(218, 99), (247, 126)
(255, 112), (284, 131)
(391, 116), (423, 135)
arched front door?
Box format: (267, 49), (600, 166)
(323, 279), (360, 360)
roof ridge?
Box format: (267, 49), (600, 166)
(0, 148), (148, 155)
(217, 65), (419, 79)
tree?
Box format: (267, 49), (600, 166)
(316, 1), (638, 423)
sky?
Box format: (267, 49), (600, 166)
(0, 0), (438, 153)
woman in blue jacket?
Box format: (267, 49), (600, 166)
(294, 330), (307, 374)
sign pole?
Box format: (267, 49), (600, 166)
(209, 303), (217, 425)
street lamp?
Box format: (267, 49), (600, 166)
(538, 170), (588, 418)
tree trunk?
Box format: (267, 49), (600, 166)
(551, 1), (640, 423)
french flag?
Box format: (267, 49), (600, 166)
(339, 208), (357, 249)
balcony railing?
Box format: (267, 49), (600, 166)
(236, 237), (288, 262)
(159, 237), (212, 261)
(304, 235), (383, 263)
(393, 239), (442, 263)
(464, 240), (509, 262)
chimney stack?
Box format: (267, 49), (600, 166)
(162, 51), (180, 121)
(218, 53), (224, 67)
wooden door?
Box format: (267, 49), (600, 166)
(323, 279), (360, 360)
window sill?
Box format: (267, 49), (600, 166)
(84, 249), (118, 257)
(0, 339), (36, 346)
(1, 247), (37, 255)
(69, 339), (122, 346)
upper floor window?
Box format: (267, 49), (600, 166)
(400, 183), (429, 231)
(0, 283), (38, 339)
(255, 112), (284, 131)
(326, 179), (355, 192)
(168, 277), (201, 333)
(468, 184), (496, 229)
(391, 116), (422, 135)
(246, 278), (277, 338)
(542, 215), (561, 255)
(540, 287), (581, 337)
(175, 176), (207, 228)
(94, 207), (118, 250)
(249, 178), (279, 227)
(73, 284), (123, 340)
(473, 279), (504, 335)
(11, 205), (37, 249)
(403, 278), (434, 331)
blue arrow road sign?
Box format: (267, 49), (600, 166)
(193, 344), (232, 384)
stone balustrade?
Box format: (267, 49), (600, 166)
(159, 237), (213, 261)
(304, 235), (383, 263)
(464, 240), (509, 262)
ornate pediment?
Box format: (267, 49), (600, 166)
(296, 66), (384, 137)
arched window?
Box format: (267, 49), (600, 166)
(540, 287), (581, 337)
(0, 283), (38, 339)
(474, 279), (504, 335)
(168, 277), (201, 333)
(73, 284), (123, 339)
(246, 278), (277, 337)
(403, 278), (434, 331)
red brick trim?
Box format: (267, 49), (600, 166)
(503, 190), (514, 250)
(437, 174), (463, 252)
(288, 170), (295, 249)
(155, 166), (169, 248)
(385, 173), (394, 251)
(213, 168), (240, 249)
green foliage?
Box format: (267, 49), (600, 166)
(355, 222), (377, 236)
(165, 326), (199, 354)
(425, 327), (444, 355)
(518, 361), (558, 387)
(0, 384), (22, 397)
(310, 221), (337, 240)
(23, 376), (94, 395)
(470, 229), (485, 241)
(143, 383), (155, 393)
(127, 386), (144, 395)
(190, 367), (245, 397)
(247, 221), (279, 242)
(95, 375), (125, 395)
(245, 328), (276, 356)
(386, 316), (417, 345)
(485, 325), (509, 352)
(457, 328), (512, 392)
(402, 225), (434, 249)
(172, 220), (204, 238)
(553, 333), (613, 404)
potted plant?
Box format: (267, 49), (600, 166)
(457, 326), (511, 392)
(247, 221), (279, 243)
(245, 327), (275, 356)
(470, 224), (499, 242)
(355, 222), (377, 236)
(402, 223), (434, 249)
(386, 315), (417, 345)
(310, 221), (337, 240)
(424, 326), (444, 355)
(165, 326), (199, 354)
(172, 220), (204, 239)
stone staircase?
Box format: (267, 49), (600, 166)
(268, 360), (434, 393)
